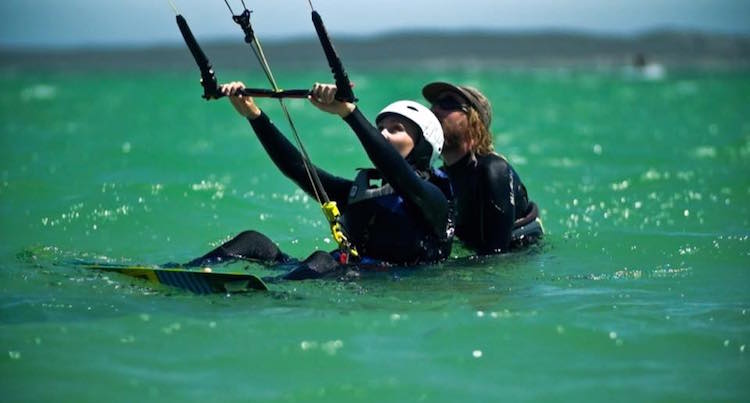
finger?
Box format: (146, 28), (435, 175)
(311, 82), (324, 100)
(225, 82), (241, 96)
(224, 83), (236, 96)
(323, 85), (336, 103)
(234, 83), (245, 97)
(221, 83), (237, 96)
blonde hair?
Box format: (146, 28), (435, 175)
(467, 108), (494, 155)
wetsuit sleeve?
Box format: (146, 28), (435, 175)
(248, 112), (352, 204)
(477, 157), (516, 252)
(342, 108), (449, 236)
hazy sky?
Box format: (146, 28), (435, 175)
(1, 0), (749, 48)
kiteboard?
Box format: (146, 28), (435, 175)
(76, 262), (268, 293)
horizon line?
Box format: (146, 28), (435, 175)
(2, 25), (749, 53)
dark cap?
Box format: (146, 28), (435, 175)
(422, 82), (492, 129)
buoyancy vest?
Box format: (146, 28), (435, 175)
(340, 168), (454, 265)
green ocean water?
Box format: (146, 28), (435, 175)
(0, 64), (748, 402)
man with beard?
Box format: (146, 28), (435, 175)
(423, 82), (543, 254)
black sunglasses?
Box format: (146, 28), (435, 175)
(433, 96), (470, 113)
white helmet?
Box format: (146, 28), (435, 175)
(376, 100), (444, 167)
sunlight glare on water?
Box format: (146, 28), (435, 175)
(0, 65), (748, 402)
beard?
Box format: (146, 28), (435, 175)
(443, 130), (461, 150)
(441, 120), (467, 151)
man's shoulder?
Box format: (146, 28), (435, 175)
(476, 153), (512, 173)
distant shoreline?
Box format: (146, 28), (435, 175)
(2, 29), (748, 71)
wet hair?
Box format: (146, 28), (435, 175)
(467, 108), (494, 155)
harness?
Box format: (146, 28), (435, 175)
(339, 168), (454, 265)
(348, 169), (397, 204)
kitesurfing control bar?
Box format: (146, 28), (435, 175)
(237, 88), (311, 99)
(212, 88), (312, 100)
(174, 0), (360, 261)
(175, 14), (310, 100)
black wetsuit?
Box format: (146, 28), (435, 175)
(186, 108), (454, 278)
(443, 152), (538, 254)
